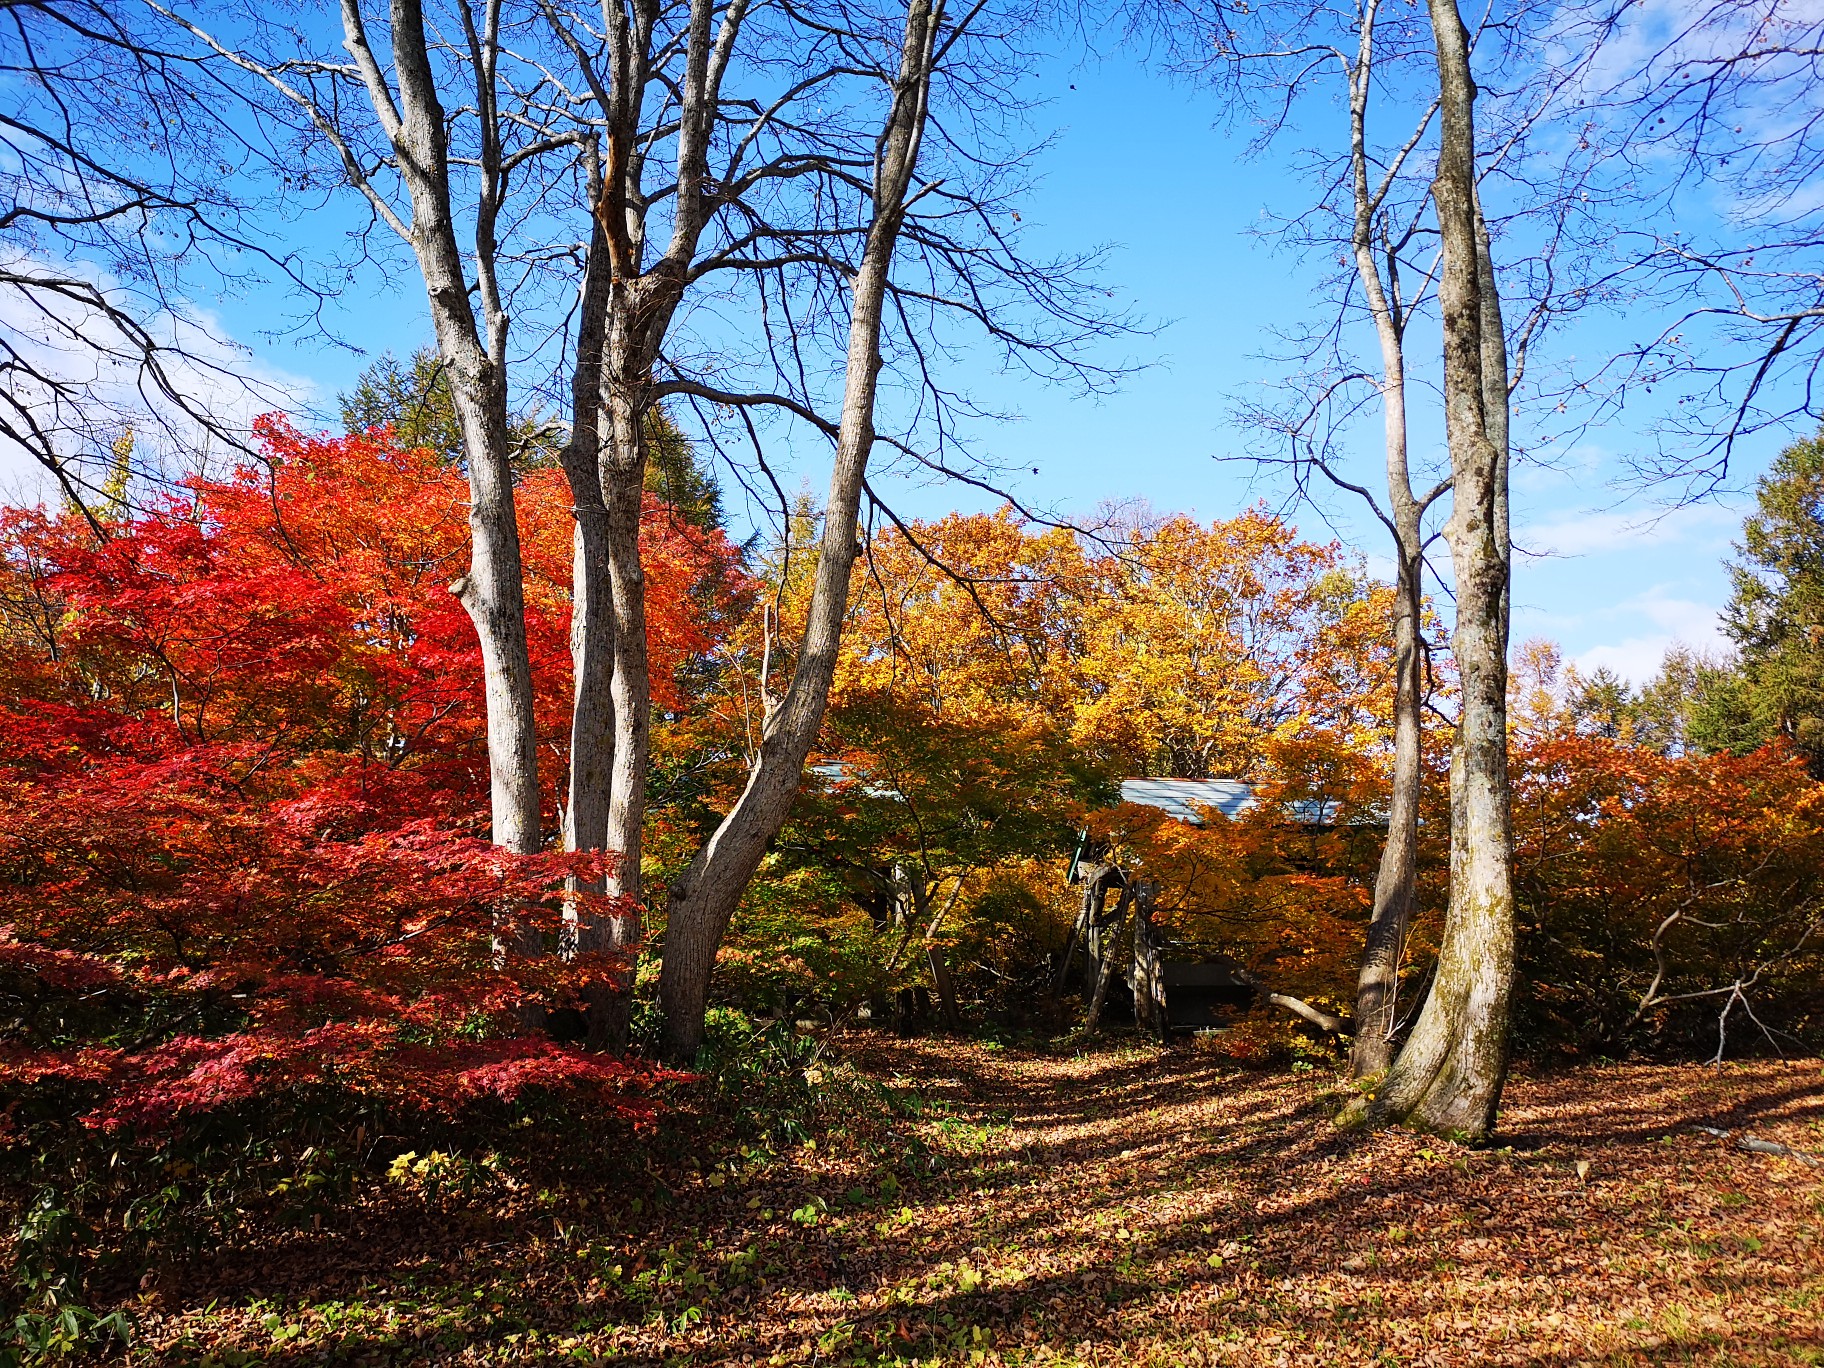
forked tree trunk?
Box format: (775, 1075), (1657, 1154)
(1343, 0), (1433, 1079)
(567, 0), (748, 1040)
(1375, 0), (1516, 1142)
(654, 0), (944, 1062)
(557, 218), (621, 1043)
(1055, 864), (1113, 998)
(1085, 881), (1135, 1034)
(1352, 542), (1423, 1075)
(599, 385), (652, 911)
(335, 0), (542, 856)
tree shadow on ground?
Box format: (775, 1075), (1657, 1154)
(133, 1041), (1824, 1366)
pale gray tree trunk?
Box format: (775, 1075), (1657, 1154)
(564, 507), (614, 878)
(1332, 0), (1450, 1079)
(561, 215), (615, 886)
(332, 0), (542, 856)
(1352, 540), (1424, 1075)
(599, 377), (653, 921)
(1376, 0), (1516, 1141)
(551, 0), (750, 1037)
(555, 213), (624, 1043)
(654, 0), (945, 1062)
(594, 385), (651, 1045)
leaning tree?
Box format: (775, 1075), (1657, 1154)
(151, 0), (1122, 1052)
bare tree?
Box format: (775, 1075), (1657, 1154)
(524, 0), (1119, 1040)
(1335, 9), (1449, 1077)
(1133, 0), (1454, 1079)
(157, 0), (558, 856)
(0, 0), (308, 520)
(654, 0), (956, 1060)
(1235, 0), (1451, 1079)
(148, 0), (1118, 1054)
(1140, 0), (1626, 1085)
(1547, 0), (1824, 490)
(1371, 0), (1515, 1141)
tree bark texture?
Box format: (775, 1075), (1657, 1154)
(927, 946), (962, 1031)
(600, 389), (651, 918)
(1353, 542), (1424, 1074)
(1344, 0), (1430, 1079)
(561, 0), (750, 1035)
(556, 213), (624, 1044)
(1376, 0), (1517, 1142)
(1056, 864), (1113, 998)
(654, 0), (943, 1062)
(340, 0), (541, 855)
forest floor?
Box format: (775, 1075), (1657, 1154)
(132, 1039), (1824, 1366)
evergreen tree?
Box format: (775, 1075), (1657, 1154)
(1721, 429), (1824, 772)
(1624, 645), (1775, 760)
(339, 349), (468, 466)
(1568, 665), (1631, 740)
(341, 352), (721, 519)
(339, 347), (561, 470)
(644, 407), (724, 531)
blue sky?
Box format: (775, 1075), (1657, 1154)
(4, 37), (1775, 685)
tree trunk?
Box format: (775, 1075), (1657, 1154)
(1132, 886), (1167, 1041)
(571, 0), (741, 1042)
(343, 0), (541, 856)
(1352, 540), (1423, 1075)
(446, 383), (541, 857)
(593, 382), (651, 1046)
(1376, 0), (1516, 1142)
(1055, 864), (1111, 998)
(558, 217), (619, 1045)
(563, 498), (614, 879)
(1344, 0), (1430, 1079)
(653, 0), (943, 1062)
(927, 945), (962, 1031)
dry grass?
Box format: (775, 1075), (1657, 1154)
(131, 1040), (1824, 1366)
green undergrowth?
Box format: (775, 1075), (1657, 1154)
(0, 1006), (930, 1364)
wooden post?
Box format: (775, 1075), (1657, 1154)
(1085, 879), (1135, 1033)
(1131, 882), (1167, 1041)
(1055, 863), (1109, 999)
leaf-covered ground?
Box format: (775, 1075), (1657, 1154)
(133, 1042), (1824, 1366)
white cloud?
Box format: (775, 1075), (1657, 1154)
(1573, 637), (1684, 684)
(0, 253), (315, 506)
(1515, 501), (1743, 559)
(1631, 587), (1727, 639)
(1566, 588), (1728, 685)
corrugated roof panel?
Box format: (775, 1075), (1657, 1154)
(1118, 778), (1256, 823)
(1118, 778), (1344, 827)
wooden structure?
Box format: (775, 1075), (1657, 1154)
(1058, 777), (1348, 1037)
(1054, 854), (1254, 1037)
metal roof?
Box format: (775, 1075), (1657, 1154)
(1118, 777), (1344, 827)
(1119, 778), (1256, 823)
(807, 761), (903, 802)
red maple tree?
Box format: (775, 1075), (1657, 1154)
(0, 419), (747, 1132)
